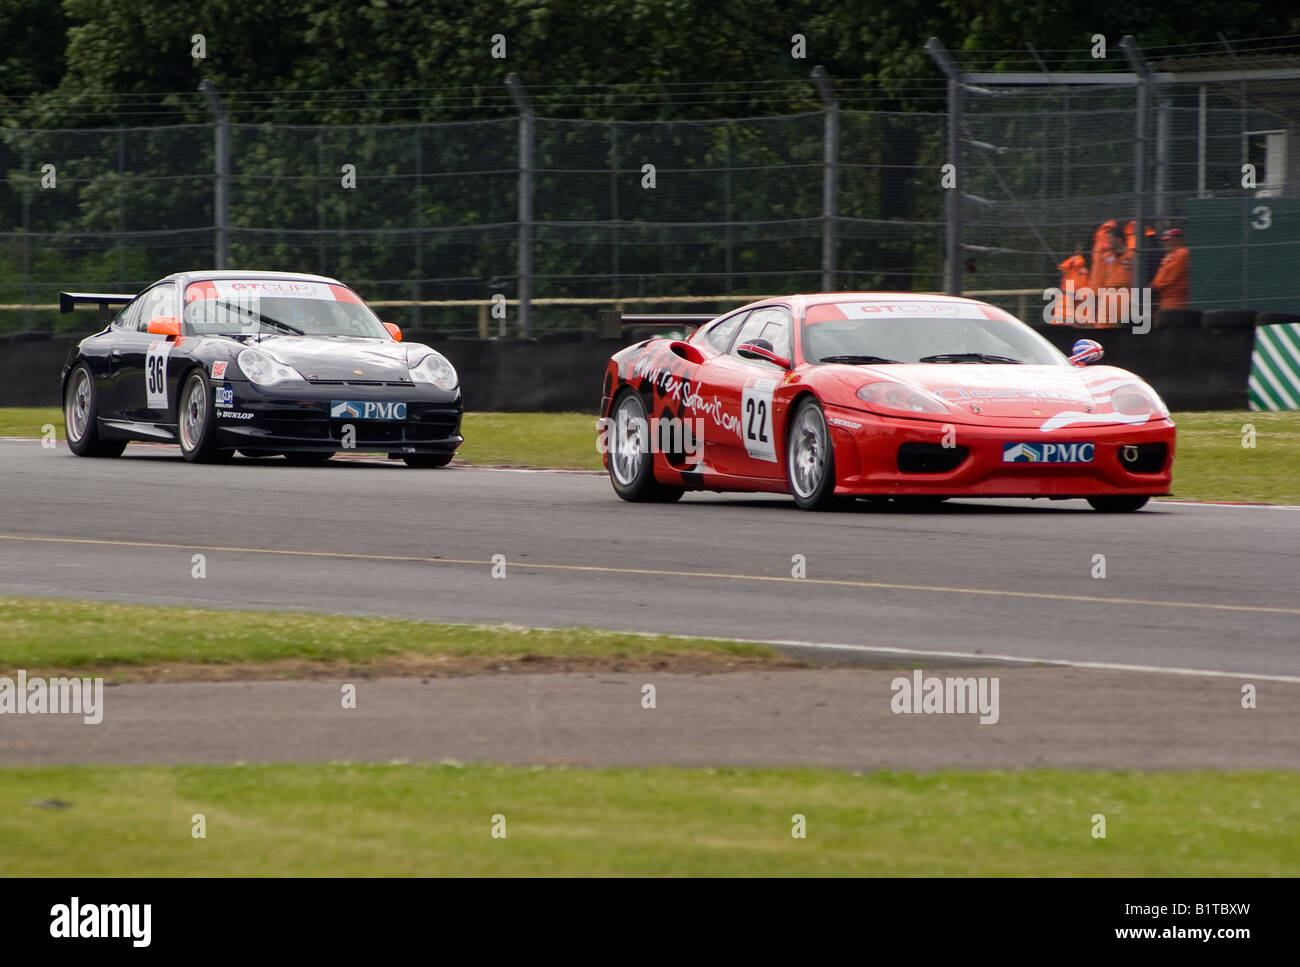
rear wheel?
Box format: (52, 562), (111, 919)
(606, 390), (684, 502)
(1087, 495), (1150, 513)
(402, 452), (454, 468)
(177, 370), (232, 463)
(64, 363), (126, 458)
(786, 397), (843, 511)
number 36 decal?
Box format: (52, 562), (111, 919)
(146, 340), (173, 409)
(741, 377), (778, 462)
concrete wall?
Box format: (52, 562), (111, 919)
(1, 324), (1258, 413)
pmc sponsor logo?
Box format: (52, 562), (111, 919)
(1002, 441), (1094, 464)
(330, 400), (408, 420)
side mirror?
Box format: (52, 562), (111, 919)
(668, 340), (704, 365)
(1068, 338), (1104, 366)
(147, 316), (181, 338)
(737, 340), (792, 369)
(383, 322), (402, 342)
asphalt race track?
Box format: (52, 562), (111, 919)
(2, 439), (1298, 678)
(4, 438), (1300, 767)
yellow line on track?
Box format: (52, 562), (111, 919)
(2, 532), (1297, 616)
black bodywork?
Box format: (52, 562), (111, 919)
(59, 271), (463, 461)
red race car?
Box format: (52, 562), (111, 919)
(598, 293), (1175, 511)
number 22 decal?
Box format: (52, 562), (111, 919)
(145, 340), (172, 410)
(741, 378), (778, 462)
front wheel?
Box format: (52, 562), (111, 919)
(177, 370), (232, 463)
(786, 397), (843, 511)
(1087, 495), (1150, 513)
(606, 390), (684, 502)
(64, 363), (126, 458)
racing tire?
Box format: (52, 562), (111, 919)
(177, 370), (233, 463)
(402, 453), (454, 468)
(283, 451), (335, 465)
(1087, 495), (1150, 513)
(786, 397), (845, 511)
(606, 389), (685, 503)
(63, 362), (126, 458)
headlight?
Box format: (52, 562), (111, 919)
(856, 381), (950, 416)
(237, 348), (305, 386)
(1111, 382), (1169, 417)
(408, 349), (458, 391)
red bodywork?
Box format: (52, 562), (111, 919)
(599, 293), (1175, 501)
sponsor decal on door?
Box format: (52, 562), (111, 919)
(145, 341), (173, 410)
(741, 378), (778, 462)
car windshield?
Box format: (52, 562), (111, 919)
(183, 280), (389, 339)
(802, 301), (1065, 366)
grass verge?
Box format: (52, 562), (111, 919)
(3, 408), (1298, 502)
(1, 764), (1295, 875)
(0, 596), (780, 680)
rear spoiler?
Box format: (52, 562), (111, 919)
(60, 291), (136, 324)
(597, 311), (717, 338)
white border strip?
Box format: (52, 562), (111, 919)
(645, 630), (1300, 684)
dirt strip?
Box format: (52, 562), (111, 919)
(1, 666), (1294, 769)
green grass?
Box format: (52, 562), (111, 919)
(457, 411), (597, 468)
(0, 596), (776, 676)
(1169, 410), (1300, 504)
(1, 764), (1295, 875)
(0, 406), (62, 439)
(4, 407), (1298, 502)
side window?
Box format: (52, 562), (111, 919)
(731, 307), (792, 360)
(113, 298), (143, 331)
(705, 311), (748, 352)
(135, 283), (176, 331)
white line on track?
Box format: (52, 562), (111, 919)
(597, 628), (1300, 684)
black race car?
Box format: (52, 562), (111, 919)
(60, 270), (463, 467)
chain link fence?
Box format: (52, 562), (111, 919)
(945, 53), (1300, 318)
(10, 57), (1291, 338)
(0, 106), (945, 335)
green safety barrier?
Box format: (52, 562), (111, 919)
(1249, 323), (1300, 411)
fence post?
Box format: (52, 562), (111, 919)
(413, 126), (423, 328)
(199, 80), (230, 269)
(610, 122), (619, 297)
(926, 39), (963, 296)
(1122, 37), (1153, 286)
(723, 122), (734, 290)
(506, 73), (533, 338)
(811, 67), (838, 292)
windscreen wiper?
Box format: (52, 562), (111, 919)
(918, 352), (1022, 364)
(819, 354), (901, 365)
(213, 300), (305, 336)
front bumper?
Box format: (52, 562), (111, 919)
(826, 406), (1175, 498)
(212, 380), (463, 455)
